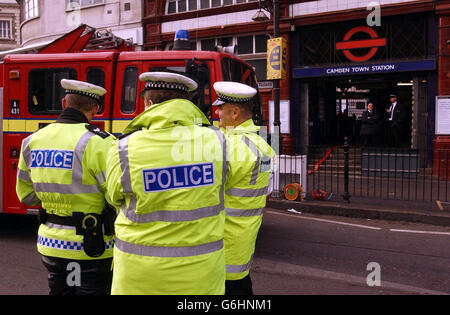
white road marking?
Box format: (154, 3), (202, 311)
(266, 210), (450, 236)
(252, 258), (448, 295)
(266, 210), (382, 230)
(389, 229), (450, 236)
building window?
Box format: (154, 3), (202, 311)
(200, 37), (233, 51)
(67, 0), (104, 9)
(201, 39), (216, 51)
(237, 34), (269, 54)
(24, 0), (39, 20)
(124, 2), (131, 11)
(0, 21), (12, 40)
(167, 0), (256, 14)
(246, 59), (267, 81)
(198, 34), (268, 81)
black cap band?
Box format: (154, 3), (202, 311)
(65, 89), (101, 101)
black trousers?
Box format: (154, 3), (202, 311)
(361, 134), (377, 147)
(225, 275), (253, 295)
(388, 124), (403, 147)
(41, 256), (113, 295)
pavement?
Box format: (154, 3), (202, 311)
(267, 194), (450, 227)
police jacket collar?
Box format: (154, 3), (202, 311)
(224, 119), (259, 135)
(56, 107), (89, 124)
(123, 99), (210, 134)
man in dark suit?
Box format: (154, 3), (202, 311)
(360, 102), (379, 147)
(385, 94), (407, 147)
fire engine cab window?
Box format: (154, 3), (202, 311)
(121, 66), (138, 114)
(86, 68), (105, 113)
(28, 68), (77, 114)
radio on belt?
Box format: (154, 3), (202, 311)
(142, 162), (214, 193)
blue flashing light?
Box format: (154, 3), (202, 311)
(174, 30), (189, 41)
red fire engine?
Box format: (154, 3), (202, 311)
(0, 24), (262, 215)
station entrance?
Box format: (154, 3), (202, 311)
(299, 73), (428, 152)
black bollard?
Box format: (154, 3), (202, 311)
(343, 137), (351, 203)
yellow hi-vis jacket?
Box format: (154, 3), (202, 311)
(106, 99), (228, 295)
(224, 119), (275, 280)
(16, 119), (115, 260)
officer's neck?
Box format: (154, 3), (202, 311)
(66, 106), (96, 123)
(232, 116), (252, 128)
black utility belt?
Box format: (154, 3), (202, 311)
(38, 208), (116, 258)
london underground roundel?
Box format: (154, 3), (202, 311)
(336, 26), (386, 62)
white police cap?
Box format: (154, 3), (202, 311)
(139, 72), (198, 93)
(61, 79), (106, 102)
(212, 81), (257, 106)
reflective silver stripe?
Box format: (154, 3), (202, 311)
(118, 137), (133, 194)
(72, 132), (95, 183)
(208, 126), (228, 204)
(95, 171), (106, 185)
(17, 169), (31, 182)
(226, 255), (254, 273)
(22, 131), (101, 195)
(225, 207), (263, 217)
(33, 182), (100, 194)
(115, 237), (223, 257)
(226, 186), (268, 197)
(22, 192), (40, 206)
(121, 194), (137, 218)
(45, 222), (76, 230)
(123, 202), (223, 224)
(21, 136), (33, 169)
(119, 125), (228, 224)
(242, 136), (260, 185)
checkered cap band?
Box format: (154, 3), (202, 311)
(217, 93), (254, 104)
(38, 236), (114, 251)
(144, 81), (188, 92)
(65, 89), (101, 101)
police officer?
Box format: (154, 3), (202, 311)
(106, 72), (228, 295)
(16, 79), (116, 295)
(213, 81), (275, 295)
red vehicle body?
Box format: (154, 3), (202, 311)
(0, 25), (261, 215)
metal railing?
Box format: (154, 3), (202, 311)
(271, 145), (449, 204)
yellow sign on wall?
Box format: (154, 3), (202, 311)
(267, 37), (287, 80)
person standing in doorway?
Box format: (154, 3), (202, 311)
(386, 94), (407, 147)
(360, 102), (379, 147)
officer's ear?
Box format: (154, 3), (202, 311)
(61, 97), (67, 110)
(231, 104), (241, 120)
(145, 99), (154, 110)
